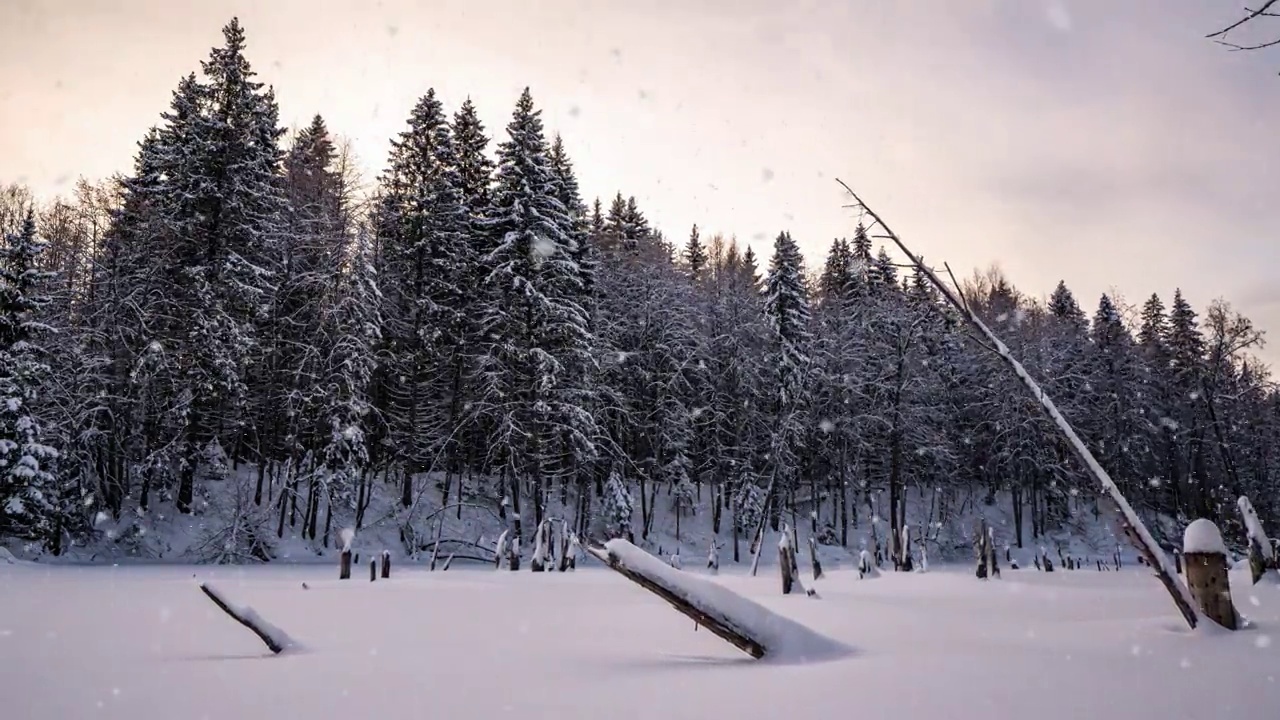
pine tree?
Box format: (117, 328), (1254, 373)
(144, 18), (288, 513)
(0, 212), (60, 542)
(374, 89), (472, 505)
(476, 87), (599, 536)
(683, 224), (707, 283)
(451, 97), (494, 218)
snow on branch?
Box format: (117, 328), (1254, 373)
(586, 539), (847, 662)
(199, 582), (297, 654)
(838, 179), (1201, 631)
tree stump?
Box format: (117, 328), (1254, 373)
(380, 550), (391, 579)
(1183, 519), (1237, 630)
(370, 559), (377, 582)
(339, 549), (352, 580)
(779, 542), (795, 595)
(808, 537), (823, 580)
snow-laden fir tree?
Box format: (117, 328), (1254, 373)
(475, 87), (600, 537)
(0, 212), (60, 542)
(761, 230), (812, 529)
(136, 18), (287, 513)
(373, 89), (472, 506)
(600, 464), (634, 540)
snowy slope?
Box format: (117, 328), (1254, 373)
(2, 559), (1278, 720)
(6, 467), (1182, 575)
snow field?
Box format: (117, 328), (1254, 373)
(2, 558), (1279, 719)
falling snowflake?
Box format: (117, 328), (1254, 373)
(818, 419), (834, 433)
(531, 236), (556, 263)
(1256, 635), (1272, 649)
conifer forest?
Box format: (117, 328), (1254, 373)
(2, 18), (1277, 563)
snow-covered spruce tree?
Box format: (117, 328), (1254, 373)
(449, 96), (496, 501)
(0, 212), (61, 543)
(475, 88), (600, 538)
(761, 230), (812, 531)
(373, 89), (472, 508)
(130, 18), (287, 514)
(548, 134), (602, 512)
(682, 224), (708, 284)
(699, 237), (770, 558)
(1083, 294), (1148, 504)
(1166, 288), (1209, 517)
(595, 204), (702, 539)
(253, 115), (354, 537)
(312, 224), (382, 542)
(600, 464), (634, 540)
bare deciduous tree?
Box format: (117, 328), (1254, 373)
(1208, 1), (1280, 65)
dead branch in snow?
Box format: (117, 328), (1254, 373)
(199, 583), (294, 654)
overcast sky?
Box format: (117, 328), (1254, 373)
(2, 0), (1278, 361)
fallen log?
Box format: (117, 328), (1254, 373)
(199, 583), (295, 654)
(586, 539), (845, 661)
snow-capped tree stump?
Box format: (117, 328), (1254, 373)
(585, 541), (771, 659)
(508, 537), (521, 571)
(975, 519), (991, 579)
(494, 530), (510, 570)
(339, 528), (354, 580)
(381, 550), (391, 579)
(778, 527), (818, 597)
(1183, 519), (1238, 630)
(858, 549), (878, 579)
(558, 529), (574, 572)
(531, 519), (551, 572)
(808, 537), (823, 580)
(779, 539), (795, 594)
(199, 583), (295, 654)
(707, 540), (720, 574)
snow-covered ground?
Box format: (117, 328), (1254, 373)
(3, 556), (1279, 719)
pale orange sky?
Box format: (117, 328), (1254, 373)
(2, 0), (1278, 362)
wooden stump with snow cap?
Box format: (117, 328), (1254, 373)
(1182, 519), (1237, 630)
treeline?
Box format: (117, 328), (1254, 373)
(0, 19), (1273, 560)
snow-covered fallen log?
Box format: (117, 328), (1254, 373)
(586, 539), (846, 662)
(198, 582), (297, 654)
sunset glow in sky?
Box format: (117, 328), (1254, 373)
(2, 0), (1278, 358)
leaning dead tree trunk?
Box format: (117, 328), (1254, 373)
(837, 180), (1201, 631)
(975, 519), (991, 579)
(588, 538), (768, 655)
(778, 525), (818, 598)
(1182, 519), (1238, 630)
(749, 468), (780, 577)
(199, 583), (295, 654)
(1237, 496), (1277, 584)
(808, 537), (823, 580)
